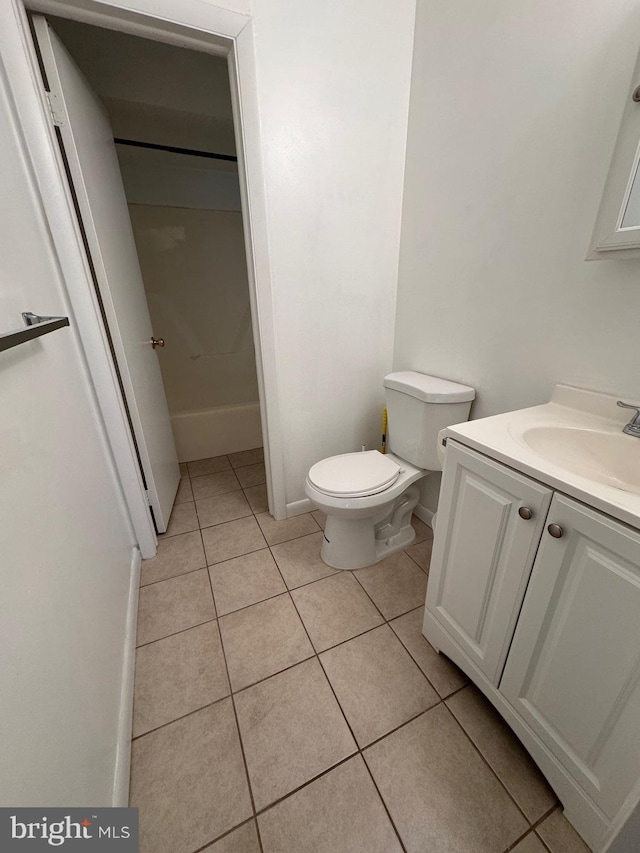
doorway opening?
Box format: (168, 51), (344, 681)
(31, 14), (266, 535)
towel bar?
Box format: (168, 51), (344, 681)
(0, 311), (70, 353)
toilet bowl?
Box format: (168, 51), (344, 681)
(304, 371), (475, 570)
(305, 451), (425, 569)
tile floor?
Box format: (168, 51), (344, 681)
(130, 449), (592, 853)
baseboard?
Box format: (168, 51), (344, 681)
(286, 497), (313, 518)
(413, 502), (435, 528)
(112, 547), (141, 807)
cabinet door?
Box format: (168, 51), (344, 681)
(500, 494), (640, 818)
(425, 441), (552, 684)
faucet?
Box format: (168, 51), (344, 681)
(617, 401), (640, 436)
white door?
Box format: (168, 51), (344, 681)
(425, 441), (552, 684)
(34, 16), (180, 532)
(500, 494), (640, 819)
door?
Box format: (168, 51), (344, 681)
(500, 494), (640, 818)
(34, 16), (179, 531)
(425, 441), (552, 684)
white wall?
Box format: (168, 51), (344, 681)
(0, 62), (136, 804)
(395, 0), (640, 425)
(250, 0), (417, 507)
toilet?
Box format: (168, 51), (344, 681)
(304, 371), (475, 569)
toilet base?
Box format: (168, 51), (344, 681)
(320, 484), (420, 570)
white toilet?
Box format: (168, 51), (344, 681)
(304, 371), (475, 569)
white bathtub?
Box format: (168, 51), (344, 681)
(171, 402), (263, 463)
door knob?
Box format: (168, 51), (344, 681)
(547, 523), (564, 539)
(518, 507), (533, 520)
(150, 336), (165, 349)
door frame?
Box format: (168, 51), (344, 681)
(1, 0), (285, 557)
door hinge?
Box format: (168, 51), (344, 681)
(45, 91), (64, 127)
(144, 489), (152, 506)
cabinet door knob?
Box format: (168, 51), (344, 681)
(518, 506), (533, 520)
(151, 336), (165, 349)
(548, 523), (564, 539)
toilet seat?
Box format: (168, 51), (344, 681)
(308, 450), (400, 498)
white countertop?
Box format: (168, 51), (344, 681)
(441, 385), (640, 529)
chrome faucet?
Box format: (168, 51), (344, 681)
(617, 401), (640, 437)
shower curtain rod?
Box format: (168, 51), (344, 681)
(114, 137), (238, 163)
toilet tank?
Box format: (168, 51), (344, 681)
(383, 371), (475, 471)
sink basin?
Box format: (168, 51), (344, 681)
(521, 426), (640, 494)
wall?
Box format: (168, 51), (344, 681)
(250, 0), (417, 508)
(396, 0), (640, 418)
(0, 61), (136, 804)
(394, 0), (640, 512)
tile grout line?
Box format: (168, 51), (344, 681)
(190, 817), (258, 853)
(135, 614), (218, 650)
(283, 579), (409, 853)
(132, 692), (231, 742)
(443, 700), (553, 837)
(202, 529), (266, 853)
(500, 802), (561, 853)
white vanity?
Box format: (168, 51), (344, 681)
(423, 385), (640, 852)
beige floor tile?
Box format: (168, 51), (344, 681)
(390, 606), (468, 697)
(446, 684), (556, 822)
(174, 476), (193, 505)
(404, 538), (433, 573)
(511, 834), (549, 853)
(219, 593), (313, 691)
(130, 700), (252, 853)
(228, 447), (264, 469)
(179, 462), (188, 476)
(159, 501), (198, 538)
(271, 532), (339, 589)
(196, 490), (252, 529)
(136, 569), (215, 646)
(201, 821), (261, 853)
(191, 470), (241, 501)
(202, 516), (267, 566)
(140, 531), (205, 586)
(243, 484), (268, 513)
(235, 462), (266, 488)
(256, 511), (320, 545)
(320, 624), (439, 746)
(258, 755), (402, 853)
(235, 658), (357, 810)
(537, 809), (592, 853)
(364, 704), (528, 853)
(355, 551), (428, 619)
(310, 509), (326, 530)
(133, 622), (229, 737)
(291, 572), (383, 652)
(411, 514), (434, 543)
(187, 455), (231, 477)
(209, 549), (286, 616)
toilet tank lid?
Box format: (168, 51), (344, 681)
(384, 371), (475, 403)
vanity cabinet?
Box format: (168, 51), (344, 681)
(424, 440), (640, 849)
(425, 441), (552, 684)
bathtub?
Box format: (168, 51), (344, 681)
(171, 401), (263, 463)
